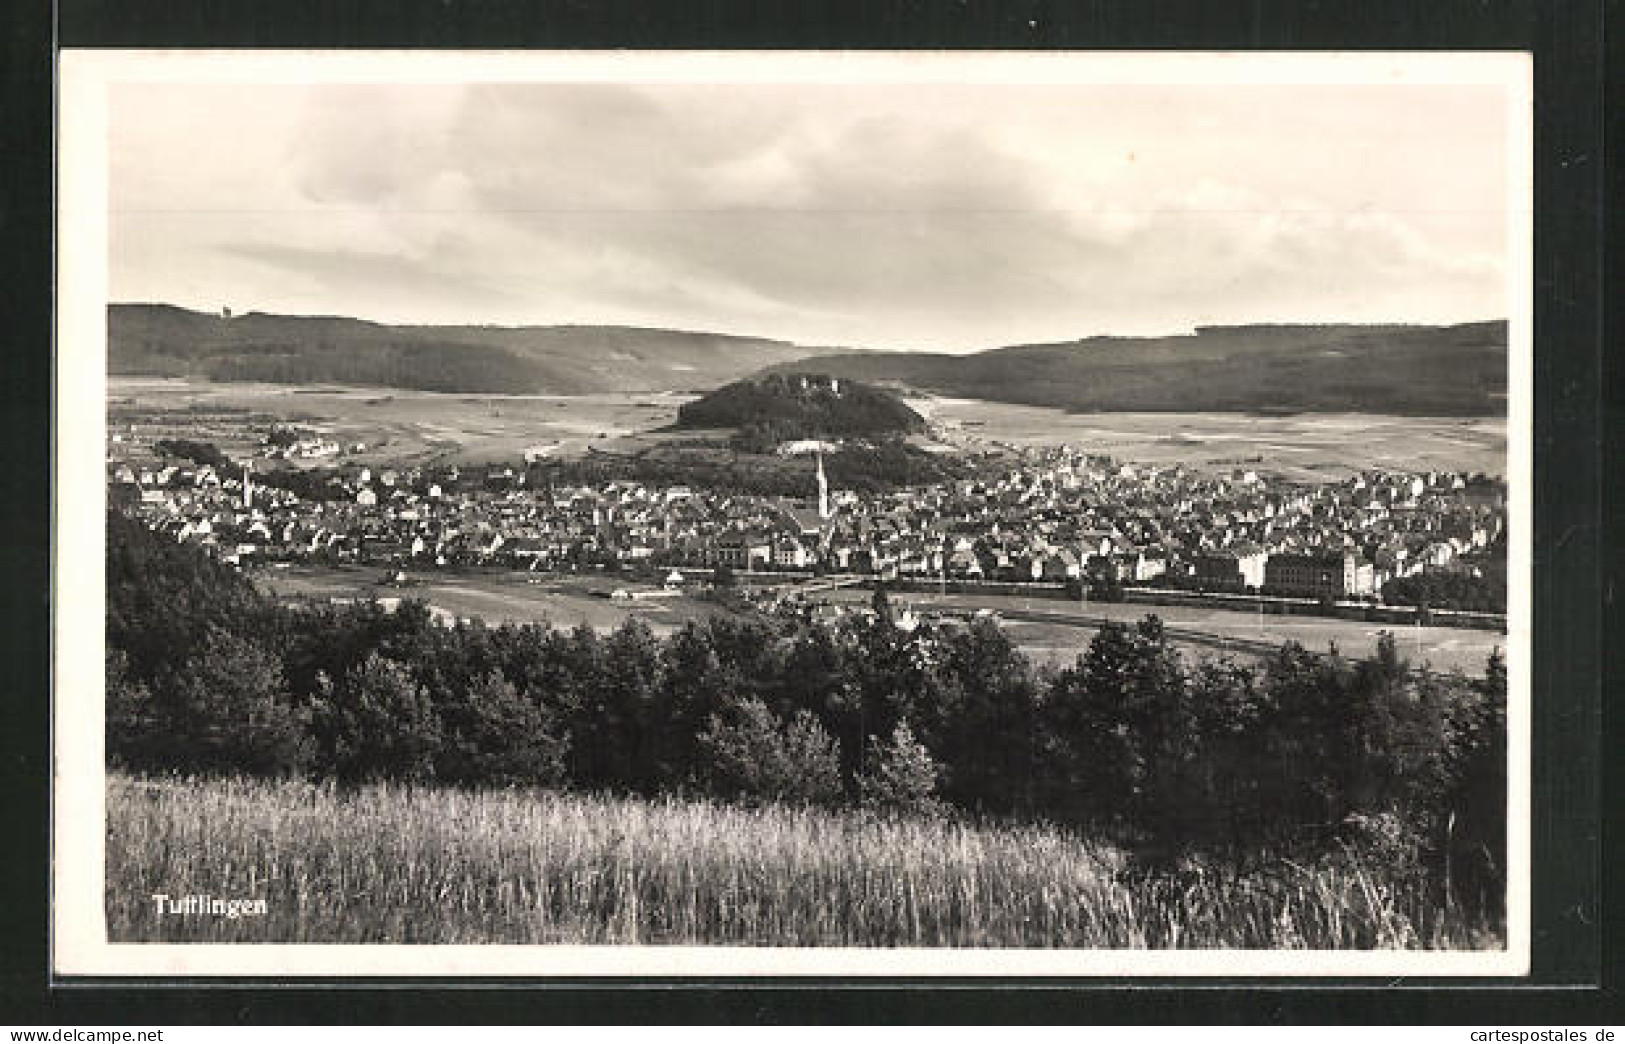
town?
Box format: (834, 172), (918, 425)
(106, 407), (1508, 627)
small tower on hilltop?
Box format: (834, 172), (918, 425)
(241, 464), (253, 509)
(815, 447), (830, 520)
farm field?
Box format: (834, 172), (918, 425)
(817, 588), (1506, 676)
(106, 773), (1497, 948)
(109, 378), (1505, 480)
(258, 563), (727, 634)
(108, 376), (696, 467)
(909, 397), (1507, 481)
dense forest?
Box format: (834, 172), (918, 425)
(106, 510), (1507, 922)
(770, 321), (1508, 416)
(108, 303), (842, 395)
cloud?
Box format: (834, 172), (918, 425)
(108, 79), (1515, 349)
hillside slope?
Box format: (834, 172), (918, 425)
(108, 304), (848, 394)
(765, 322), (1507, 416)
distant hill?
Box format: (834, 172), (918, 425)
(675, 373), (927, 441)
(108, 304), (850, 394)
(762, 321), (1508, 416)
(110, 305), (1507, 414)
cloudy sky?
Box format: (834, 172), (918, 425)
(109, 77), (1514, 351)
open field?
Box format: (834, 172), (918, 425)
(909, 397), (1507, 481)
(106, 773), (1497, 948)
(818, 588), (1505, 676)
(109, 376), (695, 467)
(256, 564), (1503, 674)
(110, 378), (1505, 480)
(258, 564), (727, 634)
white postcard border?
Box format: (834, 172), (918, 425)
(54, 48), (1534, 978)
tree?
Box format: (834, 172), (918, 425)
(436, 669), (569, 787)
(1438, 648), (1508, 916)
(698, 697), (844, 807)
(106, 509), (275, 686)
(858, 721), (945, 816)
(1088, 573), (1125, 603)
(315, 653), (442, 782)
(869, 586), (895, 628)
(657, 622), (734, 785)
(105, 647), (159, 770)
(1183, 656), (1272, 858)
(158, 626), (313, 777)
(1040, 616), (1187, 837)
(568, 619), (669, 792)
(154, 438), (232, 470)
(925, 618), (1039, 814)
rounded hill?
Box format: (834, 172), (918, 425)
(675, 373), (927, 441)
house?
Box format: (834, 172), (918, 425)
(945, 547), (984, 578)
(772, 537), (812, 569)
(1078, 530), (1116, 562)
(712, 532), (772, 571)
(1039, 548), (1082, 581)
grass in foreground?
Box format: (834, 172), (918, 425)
(106, 773), (1501, 948)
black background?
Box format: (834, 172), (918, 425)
(2, 0), (1614, 1025)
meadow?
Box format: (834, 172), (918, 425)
(106, 773), (1499, 949)
(255, 563), (1503, 675)
(818, 589), (1506, 677)
(260, 563), (725, 634)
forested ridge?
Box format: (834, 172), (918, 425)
(108, 303), (844, 394)
(106, 510), (1507, 923)
(770, 321), (1508, 416)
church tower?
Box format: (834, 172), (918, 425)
(242, 464), (253, 509)
(815, 448), (830, 520)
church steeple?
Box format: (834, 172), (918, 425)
(815, 448), (830, 520)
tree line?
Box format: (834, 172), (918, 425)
(105, 509), (1507, 920)
(1384, 570), (1507, 614)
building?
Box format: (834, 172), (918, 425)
(712, 532), (772, 571)
(1264, 551), (1373, 599)
(815, 449), (831, 520)
(1194, 548), (1268, 591)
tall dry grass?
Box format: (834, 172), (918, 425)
(106, 773), (1500, 948)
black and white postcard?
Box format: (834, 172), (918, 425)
(54, 50), (1532, 977)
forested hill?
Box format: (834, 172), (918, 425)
(107, 303), (850, 394)
(675, 373), (927, 440)
(763, 321), (1508, 416)
(110, 305), (1507, 413)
